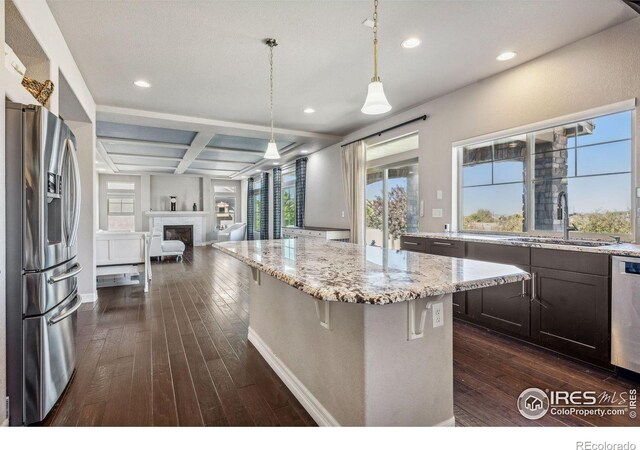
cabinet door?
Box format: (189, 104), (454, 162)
(424, 239), (468, 315)
(467, 266), (531, 337)
(400, 236), (427, 252)
(531, 267), (610, 364)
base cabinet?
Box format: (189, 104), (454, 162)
(401, 237), (612, 366)
(531, 267), (610, 365)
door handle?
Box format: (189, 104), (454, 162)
(432, 241), (452, 246)
(66, 139), (82, 247)
(529, 272), (547, 308)
(403, 241), (420, 246)
(48, 263), (82, 284)
(508, 279), (528, 299)
(48, 294), (82, 326)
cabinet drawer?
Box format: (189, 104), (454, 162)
(400, 237), (427, 252)
(531, 248), (609, 276)
(466, 242), (530, 266)
(426, 239), (464, 257)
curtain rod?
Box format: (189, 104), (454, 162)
(340, 114), (428, 148)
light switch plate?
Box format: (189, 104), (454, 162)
(436, 190), (443, 200)
(637, 187), (640, 198)
(432, 208), (443, 218)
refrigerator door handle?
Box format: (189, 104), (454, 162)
(48, 263), (82, 285)
(48, 294), (82, 326)
(65, 139), (82, 247)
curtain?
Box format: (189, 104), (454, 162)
(295, 157), (307, 227)
(260, 172), (269, 239)
(272, 167), (282, 239)
(246, 177), (255, 240)
(341, 141), (366, 244)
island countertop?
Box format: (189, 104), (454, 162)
(213, 238), (530, 305)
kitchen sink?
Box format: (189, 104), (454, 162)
(501, 237), (616, 247)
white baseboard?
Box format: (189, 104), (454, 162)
(80, 292), (97, 303)
(248, 327), (340, 427)
(436, 416), (456, 427)
(1, 418), (8, 427)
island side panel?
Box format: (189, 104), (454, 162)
(248, 270), (455, 426)
(363, 295), (454, 426)
(248, 271), (366, 425)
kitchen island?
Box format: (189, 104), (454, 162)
(213, 238), (529, 426)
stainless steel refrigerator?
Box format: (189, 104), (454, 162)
(6, 102), (82, 425)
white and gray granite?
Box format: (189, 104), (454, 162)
(403, 232), (640, 257)
(213, 238), (529, 305)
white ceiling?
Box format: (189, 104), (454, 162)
(48, 0), (637, 177)
(48, 0), (636, 133)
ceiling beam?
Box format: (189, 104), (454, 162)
(117, 164), (177, 172)
(96, 141), (119, 173)
(202, 146), (265, 155)
(97, 105), (343, 142)
(107, 152), (183, 162)
(98, 136), (190, 150)
(174, 131), (217, 175)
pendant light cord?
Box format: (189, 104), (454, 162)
(372, 0), (379, 81)
(269, 43), (275, 142)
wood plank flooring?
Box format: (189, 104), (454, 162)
(42, 246), (639, 427)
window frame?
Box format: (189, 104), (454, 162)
(253, 180), (262, 239)
(454, 100), (636, 240)
(106, 182), (136, 232)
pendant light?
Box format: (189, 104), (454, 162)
(361, 0), (392, 115)
(264, 38), (281, 159)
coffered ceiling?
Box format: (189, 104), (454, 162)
(48, 0), (637, 178)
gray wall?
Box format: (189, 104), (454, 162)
(151, 175), (202, 212)
(308, 17), (640, 238)
(305, 149), (350, 229)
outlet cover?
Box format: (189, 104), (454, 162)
(432, 302), (444, 328)
(432, 208), (443, 218)
(436, 190), (443, 200)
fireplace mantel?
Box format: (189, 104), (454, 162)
(145, 211), (208, 217)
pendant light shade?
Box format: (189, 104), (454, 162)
(264, 38), (281, 159)
(361, 80), (391, 115)
(362, 0), (391, 115)
(264, 140), (280, 159)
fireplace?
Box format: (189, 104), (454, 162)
(164, 225), (193, 246)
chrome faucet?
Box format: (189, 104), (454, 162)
(557, 191), (571, 240)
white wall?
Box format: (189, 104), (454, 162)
(308, 17), (640, 238)
(151, 175), (201, 211)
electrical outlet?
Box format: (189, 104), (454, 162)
(432, 302), (444, 328)
(436, 190), (443, 200)
(432, 208), (443, 218)
(341, 211), (345, 218)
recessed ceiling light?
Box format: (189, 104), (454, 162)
(496, 51), (517, 61)
(300, 150), (309, 154)
(401, 37), (421, 49)
(303, 107), (315, 114)
(134, 79), (151, 88)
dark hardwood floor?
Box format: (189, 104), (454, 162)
(42, 246), (638, 427)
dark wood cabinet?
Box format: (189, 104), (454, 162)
(531, 267), (610, 365)
(400, 235), (612, 366)
(465, 243), (531, 337)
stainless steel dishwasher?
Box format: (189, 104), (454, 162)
(611, 255), (640, 374)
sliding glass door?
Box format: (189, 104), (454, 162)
(366, 161), (419, 249)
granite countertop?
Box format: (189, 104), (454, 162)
(402, 232), (640, 257)
(213, 238), (529, 305)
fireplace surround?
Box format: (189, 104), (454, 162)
(164, 225), (193, 246)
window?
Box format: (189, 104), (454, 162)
(366, 133), (420, 250)
(107, 189), (135, 232)
(213, 185), (237, 231)
(459, 110), (633, 237)
(282, 170), (296, 227)
(253, 180), (262, 239)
